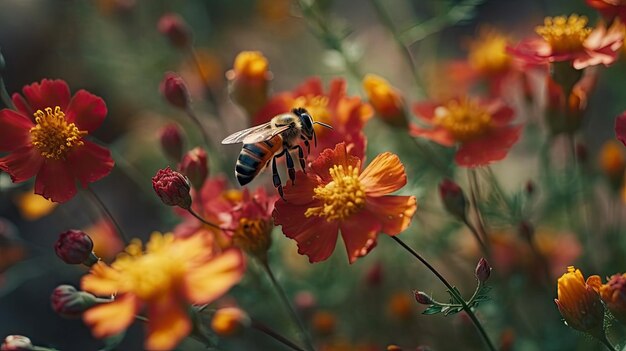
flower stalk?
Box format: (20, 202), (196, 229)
(84, 186), (129, 245)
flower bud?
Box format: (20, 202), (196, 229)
(524, 180), (535, 196)
(312, 311), (336, 335)
(386, 345), (403, 351)
(616, 111), (626, 147)
(413, 290), (434, 305)
(226, 51), (271, 117)
(158, 123), (185, 162)
(157, 13), (192, 49)
(600, 140), (626, 187)
(388, 292), (413, 320)
(294, 291), (316, 317)
(474, 257), (491, 283)
(439, 178), (467, 220)
(152, 167), (192, 209)
(210, 307), (250, 337)
(178, 147), (208, 190)
(51, 285), (100, 318)
(362, 74), (407, 128)
(555, 266), (605, 338)
(55, 230), (98, 266)
(365, 261), (383, 287)
(1, 335), (32, 351)
(598, 273), (626, 325)
(160, 72), (190, 110)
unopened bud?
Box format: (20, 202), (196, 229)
(51, 285), (100, 318)
(157, 13), (192, 49)
(616, 112), (626, 147)
(152, 167), (192, 209)
(525, 180), (535, 196)
(439, 178), (467, 220)
(600, 140), (626, 187)
(160, 72), (190, 110)
(178, 147), (208, 189)
(362, 74), (407, 128)
(1, 336), (32, 351)
(226, 51), (271, 117)
(386, 345), (403, 351)
(294, 291), (316, 317)
(365, 261), (383, 287)
(312, 311), (336, 335)
(55, 230), (98, 266)
(413, 290), (434, 305)
(211, 307), (250, 337)
(159, 123), (185, 162)
(475, 257), (491, 283)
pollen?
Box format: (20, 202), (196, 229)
(29, 106), (86, 159)
(535, 14), (592, 54)
(468, 27), (511, 74)
(305, 164), (366, 221)
(432, 98), (492, 142)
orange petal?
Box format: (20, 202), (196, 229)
(339, 210), (381, 264)
(81, 262), (123, 296)
(145, 294), (192, 351)
(83, 294), (138, 338)
(366, 195), (417, 235)
(184, 248), (245, 303)
(359, 152), (407, 196)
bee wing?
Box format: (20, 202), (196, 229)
(241, 124), (291, 144)
(221, 122), (274, 144)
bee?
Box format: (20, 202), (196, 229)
(221, 107), (332, 198)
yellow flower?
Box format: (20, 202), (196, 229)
(362, 74), (406, 127)
(468, 27), (512, 75)
(229, 51), (271, 82)
(555, 266), (605, 337)
(81, 232), (245, 350)
(226, 51), (272, 117)
(598, 273), (626, 325)
(14, 191), (57, 220)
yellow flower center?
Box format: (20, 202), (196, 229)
(292, 95), (331, 136)
(305, 165), (366, 221)
(468, 28), (512, 74)
(234, 51), (269, 79)
(233, 217), (271, 256)
(432, 98), (492, 142)
(29, 106), (86, 159)
(535, 15), (592, 54)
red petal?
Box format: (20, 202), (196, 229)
(0, 146), (43, 182)
(310, 142), (362, 183)
(366, 195), (417, 235)
(359, 152), (407, 196)
(327, 78), (347, 110)
(0, 110), (34, 151)
(253, 93), (292, 126)
(66, 141), (114, 187)
(412, 102), (439, 123)
(12, 93), (33, 117)
(487, 100), (515, 125)
(455, 125), (522, 167)
(281, 172), (320, 205)
(409, 125), (455, 147)
(65, 90), (107, 133)
(339, 210), (381, 264)
(145, 294), (192, 351)
(21, 79), (71, 112)
(293, 77), (323, 97)
(616, 112), (626, 147)
(34, 159), (77, 203)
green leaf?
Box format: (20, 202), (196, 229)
(422, 305), (443, 315)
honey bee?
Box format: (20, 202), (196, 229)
(222, 107), (332, 198)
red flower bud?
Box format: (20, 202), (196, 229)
(439, 178), (467, 220)
(1, 336), (32, 351)
(159, 123), (185, 162)
(616, 112), (626, 147)
(294, 291), (316, 317)
(157, 13), (192, 49)
(525, 180), (535, 196)
(152, 167), (192, 209)
(160, 72), (190, 109)
(178, 147), (209, 189)
(365, 261), (383, 287)
(475, 257), (491, 283)
(413, 290), (434, 305)
(55, 230), (98, 266)
(51, 285), (100, 318)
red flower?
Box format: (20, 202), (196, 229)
(587, 0), (626, 22)
(509, 14), (624, 69)
(410, 97), (521, 167)
(0, 79), (114, 203)
(253, 77), (372, 160)
(273, 143), (417, 264)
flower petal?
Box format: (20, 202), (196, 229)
(184, 248), (245, 303)
(455, 125), (522, 167)
(34, 159), (77, 203)
(252, 93), (291, 125)
(412, 102), (439, 123)
(0, 146), (43, 183)
(293, 76), (324, 97)
(359, 152), (407, 196)
(409, 125), (455, 147)
(12, 93), (33, 117)
(145, 294), (192, 351)
(81, 261), (123, 296)
(21, 79), (71, 112)
(339, 210), (381, 264)
(486, 100), (515, 125)
(366, 195), (417, 235)
(83, 294), (139, 339)
(0, 110), (34, 152)
(66, 141), (114, 187)
(65, 90), (107, 133)
(281, 172), (319, 205)
(310, 142), (361, 183)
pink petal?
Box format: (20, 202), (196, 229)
(21, 79), (71, 112)
(66, 141), (114, 187)
(455, 125), (523, 167)
(34, 159), (77, 203)
(65, 90), (107, 133)
(0, 146), (43, 182)
(339, 210), (381, 264)
(409, 125), (455, 147)
(0, 110), (34, 151)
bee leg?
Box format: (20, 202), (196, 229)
(290, 145), (306, 173)
(284, 147), (296, 185)
(300, 135), (311, 155)
(272, 153), (284, 200)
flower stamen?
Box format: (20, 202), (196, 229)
(305, 165), (365, 221)
(30, 106), (86, 159)
(432, 98), (492, 142)
(535, 15), (592, 54)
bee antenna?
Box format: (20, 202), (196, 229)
(314, 121), (333, 129)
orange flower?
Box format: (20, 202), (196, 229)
(81, 232), (245, 350)
(226, 51), (272, 117)
(599, 140), (626, 184)
(362, 74), (406, 127)
(254, 77), (373, 160)
(83, 219), (123, 261)
(597, 273), (626, 324)
(273, 143), (417, 263)
(410, 96), (522, 167)
(555, 266), (605, 336)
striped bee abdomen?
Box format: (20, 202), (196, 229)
(235, 136), (282, 186)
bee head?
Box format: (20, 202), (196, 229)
(293, 107), (315, 139)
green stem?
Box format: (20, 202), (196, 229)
(184, 106), (213, 151)
(391, 236), (496, 351)
(467, 169), (490, 247)
(251, 319), (307, 351)
(598, 335), (618, 351)
(84, 186), (129, 245)
(260, 260), (315, 351)
(186, 207), (232, 232)
(0, 76), (14, 109)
